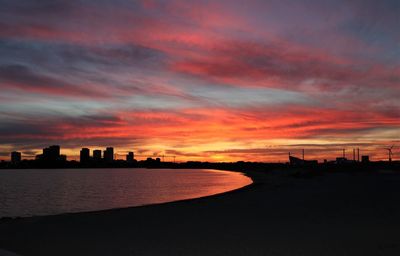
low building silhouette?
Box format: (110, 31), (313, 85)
(362, 155), (370, 163)
(126, 152), (134, 163)
(289, 155), (318, 166)
(336, 157), (349, 164)
(60, 154), (67, 161)
(11, 151), (21, 163)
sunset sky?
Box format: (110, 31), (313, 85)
(0, 0), (399, 162)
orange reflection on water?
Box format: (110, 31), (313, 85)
(0, 168), (253, 218)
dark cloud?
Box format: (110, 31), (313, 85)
(0, 112), (134, 149)
(0, 64), (68, 88)
(0, 39), (165, 71)
(0, 39), (167, 99)
(0, 64), (109, 98)
(0, 0), (73, 15)
(0, 121), (57, 138)
(59, 43), (166, 68)
(0, 113), (124, 138)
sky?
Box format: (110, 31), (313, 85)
(0, 0), (399, 162)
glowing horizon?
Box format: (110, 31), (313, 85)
(1, 0), (399, 162)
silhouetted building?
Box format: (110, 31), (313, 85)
(289, 155), (318, 166)
(336, 157), (348, 164)
(143, 157), (162, 167)
(289, 156), (303, 165)
(93, 150), (102, 160)
(104, 147), (114, 162)
(126, 152), (134, 163)
(49, 145), (60, 157)
(60, 155), (67, 161)
(80, 148), (90, 163)
(362, 155), (370, 163)
(11, 151), (21, 163)
(39, 145), (61, 161)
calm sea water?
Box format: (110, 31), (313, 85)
(0, 168), (252, 218)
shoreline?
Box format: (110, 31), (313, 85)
(2, 168), (400, 255)
(0, 168), (253, 221)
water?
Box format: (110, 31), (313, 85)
(0, 168), (252, 218)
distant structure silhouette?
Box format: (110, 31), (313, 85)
(80, 148), (90, 163)
(335, 148), (355, 164)
(93, 150), (102, 161)
(11, 151), (21, 163)
(336, 157), (348, 164)
(385, 145), (394, 162)
(288, 150), (317, 166)
(36, 145), (65, 162)
(104, 147), (114, 163)
(126, 152), (134, 163)
(362, 155), (370, 163)
(3, 144), (399, 170)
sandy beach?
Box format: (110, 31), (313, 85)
(1, 169), (400, 256)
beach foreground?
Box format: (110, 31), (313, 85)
(1, 169), (400, 256)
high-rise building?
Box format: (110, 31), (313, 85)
(126, 152), (134, 162)
(104, 147), (114, 162)
(49, 145), (60, 157)
(41, 145), (61, 161)
(11, 151), (21, 163)
(93, 150), (102, 160)
(80, 148), (90, 163)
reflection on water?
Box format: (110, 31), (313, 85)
(0, 168), (252, 218)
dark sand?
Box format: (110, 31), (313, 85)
(1, 169), (400, 256)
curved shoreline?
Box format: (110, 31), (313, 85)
(0, 169), (254, 221)
(2, 169), (400, 255)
